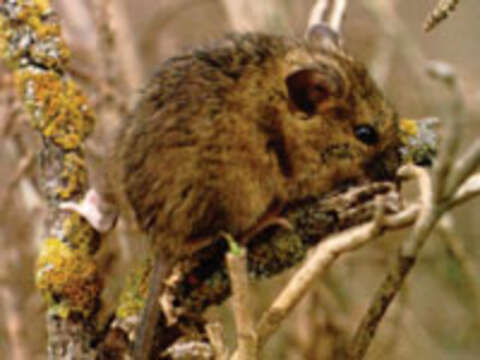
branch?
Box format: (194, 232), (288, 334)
(225, 239), (258, 360)
(307, 0), (347, 33)
(437, 216), (480, 328)
(254, 195), (390, 349)
(206, 323), (229, 360)
(445, 141), (480, 197)
(448, 172), (480, 208)
(107, 181), (403, 356)
(0, 1), (103, 358)
(348, 61), (477, 360)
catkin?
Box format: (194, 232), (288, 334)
(424, 0), (461, 32)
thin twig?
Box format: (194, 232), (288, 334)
(448, 173), (480, 208)
(445, 141), (480, 197)
(424, 0), (462, 32)
(428, 61), (463, 202)
(253, 196), (389, 350)
(348, 60), (476, 360)
(225, 239), (258, 360)
(348, 167), (438, 360)
(0, 151), (35, 207)
(307, 0), (347, 33)
(206, 323), (230, 360)
(437, 215), (480, 329)
(0, 244), (28, 360)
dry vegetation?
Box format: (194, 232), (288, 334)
(0, 0), (479, 359)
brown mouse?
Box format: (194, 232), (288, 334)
(112, 29), (402, 359)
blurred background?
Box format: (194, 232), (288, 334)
(0, 0), (479, 359)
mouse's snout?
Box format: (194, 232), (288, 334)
(364, 145), (402, 181)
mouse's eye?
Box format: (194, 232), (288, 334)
(354, 124), (379, 145)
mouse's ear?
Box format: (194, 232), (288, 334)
(286, 68), (344, 116)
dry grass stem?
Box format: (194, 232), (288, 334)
(437, 216), (480, 328)
(0, 151), (34, 205)
(226, 243), (258, 360)
(428, 62), (463, 202)
(348, 60), (479, 360)
(308, 0), (347, 33)
(254, 195), (394, 351)
(206, 322), (230, 360)
(0, 286), (27, 360)
(445, 141), (480, 196)
(424, 0), (462, 32)
(0, 245), (27, 360)
(449, 173), (480, 208)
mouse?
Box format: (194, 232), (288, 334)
(56, 26), (404, 359)
(110, 27), (403, 359)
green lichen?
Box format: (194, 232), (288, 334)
(36, 237), (102, 318)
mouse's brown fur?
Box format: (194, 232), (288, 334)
(116, 33), (400, 252)
(114, 32), (402, 358)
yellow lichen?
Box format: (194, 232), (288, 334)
(2, 0), (103, 322)
(55, 152), (88, 199)
(14, 69), (95, 149)
(62, 212), (99, 254)
(399, 117), (419, 145)
(116, 259), (151, 319)
(0, 0), (70, 69)
(34, 0), (52, 14)
(36, 237), (101, 317)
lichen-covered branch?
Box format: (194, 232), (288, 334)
(105, 182), (399, 356)
(0, 0), (102, 358)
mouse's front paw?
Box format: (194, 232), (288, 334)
(60, 189), (118, 233)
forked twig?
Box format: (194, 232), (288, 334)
(348, 61), (479, 360)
